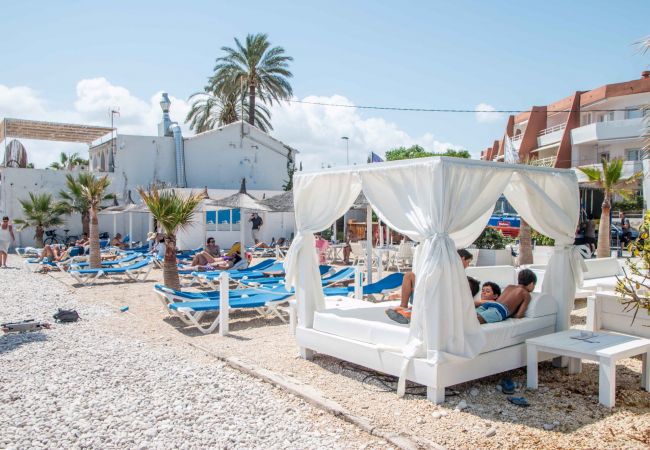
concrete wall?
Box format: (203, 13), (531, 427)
(0, 167), (151, 248)
(183, 122), (292, 191)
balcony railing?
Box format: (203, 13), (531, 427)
(538, 123), (566, 137)
(529, 156), (557, 167)
(511, 134), (523, 142)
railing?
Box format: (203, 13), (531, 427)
(529, 156), (557, 167)
(537, 123), (566, 137)
(511, 134), (523, 142)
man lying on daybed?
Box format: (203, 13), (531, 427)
(385, 264), (536, 325)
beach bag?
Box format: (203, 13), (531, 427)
(53, 309), (80, 323)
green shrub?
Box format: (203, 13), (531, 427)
(472, 227), (513, 250)
(531, 230), (555, 246)
(613, 196), (643, 212)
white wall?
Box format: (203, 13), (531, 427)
(183, 122), (292, 191)
(0, 167), (123, 248)
(105, 134), (177, 200)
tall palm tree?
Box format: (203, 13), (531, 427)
(210, 33), (293, 125)
(138, 187), (203, 290)
(76, 174), (112, 268)
(58, 173), (114, 236)
(579, 158), (642, 258)
(185, 89), (273, 133)
(14, 193), (68, 247)
(49, 152), (89, 170)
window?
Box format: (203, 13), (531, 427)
(582, 113), (592, 126)
(598, 151), (610, 162)
(626, 149), (641, 161)
(209, 209), (241, 232)
(626, 107), (643, 119)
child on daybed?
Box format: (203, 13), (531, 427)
(475, 269), (536, 324)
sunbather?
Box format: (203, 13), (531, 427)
(38, 244), (68, 262)
(475, 269), (536, 324)
(385, 249), (478, 324)
(111, 233), (127, 249)
(475, 281), (501, 306)
(205, 238), (221, 257)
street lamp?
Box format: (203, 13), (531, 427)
(341, 136), (349, 165)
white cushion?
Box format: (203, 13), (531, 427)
(584, 258), (622, 280)
(313, 296), (556, 354)
(524, 292), (557, 318)
(465, 265), (517, 292)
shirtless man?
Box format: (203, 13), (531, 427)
(475, 269), (536, 324)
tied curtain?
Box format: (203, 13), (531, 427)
(284, 171), (361, 326)
(505, 171), (581, 331)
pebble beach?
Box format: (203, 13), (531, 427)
(0, 258), (391, 449)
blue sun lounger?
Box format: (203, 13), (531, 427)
(68, 257), (153, 286)
(153, 283), (292, 306)
(323, 272), (405, 297)
(160, 291), (295, 334)
(67, 252), (141, 270)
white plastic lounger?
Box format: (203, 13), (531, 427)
(68, 257), (153, 286)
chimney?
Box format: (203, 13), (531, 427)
(642, 71), (650, 79)
(158, 93), (173, 137)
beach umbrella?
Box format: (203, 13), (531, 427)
(205, 178), (273, 259)
(259, 190), (295, 212)
(99, 191), (149, 246)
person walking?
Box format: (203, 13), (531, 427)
(249, 213), (263, 244)
(0, 216), (16, 268)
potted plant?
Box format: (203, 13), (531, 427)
(472, 227), (513, 266)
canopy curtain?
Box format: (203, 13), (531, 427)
(359, 159), (514, 381)
(284, 171), (361, 327)
(504, 171), (581, 331)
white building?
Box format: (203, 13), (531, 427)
(0, 94), (298, 248)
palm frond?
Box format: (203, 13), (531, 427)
(138, 187), (203, 236)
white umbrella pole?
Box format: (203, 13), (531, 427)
(240, 208), (246, 260)
(113, 215), (117, 238)
(366, 205), (373, 285)
(128, 212), (133, 248)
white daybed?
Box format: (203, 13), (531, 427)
(284, 157), (583, 403)
(587, 290), (650, 339)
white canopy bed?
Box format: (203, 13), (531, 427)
(284, 157), (583, 403)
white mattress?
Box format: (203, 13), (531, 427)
(313, 296), (556, 354)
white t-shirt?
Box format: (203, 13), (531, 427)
(155, 242), (166, 258)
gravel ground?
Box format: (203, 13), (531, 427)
(0, 258), (392, 449)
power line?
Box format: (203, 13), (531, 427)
(286, 99), (638, 114)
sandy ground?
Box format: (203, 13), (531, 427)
(39, 257), (650, 450)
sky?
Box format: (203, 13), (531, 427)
(1, 0), (649, 169)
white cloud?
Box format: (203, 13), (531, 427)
(474, 102), (503, 124)
(0, 80), (462, 170)
(270, 95), (462, 170)
(0, 78), (190, 168)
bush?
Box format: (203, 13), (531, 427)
(613, 196), (643, 212)
(531, 230), (555, 246)
(615, 210), (650, 324)
(472, 227), (513, 250)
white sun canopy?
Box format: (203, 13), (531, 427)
(284, 157), (581, 386)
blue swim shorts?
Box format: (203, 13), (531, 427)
(476, 302), (509, 323)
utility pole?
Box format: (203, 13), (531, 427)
(341, 136), (349, 165)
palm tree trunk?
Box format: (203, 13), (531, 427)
(35, 226), (44, 248)
(162, 234), (181, 290)
(597, 194), (612, 259)
(248, 83), (256, 125)
(82, 210), (90, 236)
(518, 219), (534, 265)
(89, 207), (101, 269)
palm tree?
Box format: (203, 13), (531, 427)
(49, 152), (89, 170)
(210, 33), (293, 125)
(579, 158), (642, 258)
(76, 174), (112, 268)
(58, 173), (114, 236)
(138, 187), (203, 290)
(14, 193), (68, 247)
(185, 89), (273, 133)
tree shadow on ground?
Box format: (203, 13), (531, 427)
(161, 308), (288, 338)
(308, 352), (650, 435)
(0, 331), (48, 355)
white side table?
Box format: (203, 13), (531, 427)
(526, 330), (650, 408)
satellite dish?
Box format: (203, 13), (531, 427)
(4, 139), (28, 168)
